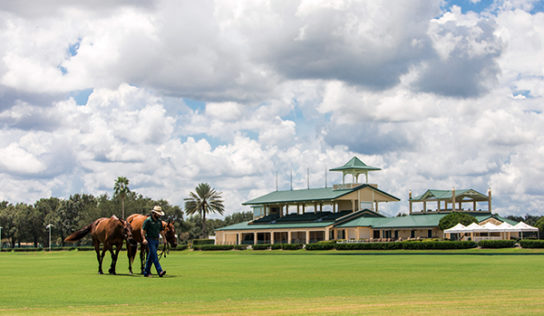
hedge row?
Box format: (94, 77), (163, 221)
(192, 239), (215, 246)
(248, 243), (304, 250)
(305, 241), (336, 250)
(334, 241), (477, 250)
(252, 244), (271, 250)
(5, 240), (543, 252)
(519, 239), (544, 248)
(477, 240), (516, 248)
(192, 244), (248, 251)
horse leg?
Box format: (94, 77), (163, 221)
(108, 245), (117, 275)
(127, 241), (135, 275)
(113, 243), (121, 275)
(139, 243), (146, 275)
(94, 240), (104, 274)
(99, 244), (107, 275)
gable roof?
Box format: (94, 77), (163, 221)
(412, 189), (488, 201)
(216, 211), (518, 231)
(336, 212), (515, 229)
(242, 184), (400, 205)
(329, 156), (381, 172)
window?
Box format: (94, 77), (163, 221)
(410, 230), (415, 238)
(428, 230), (432, 238)
(252, 206), (264, 219)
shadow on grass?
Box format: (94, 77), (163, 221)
(99, 273), (178, 278)
(324, 252), (544, 256)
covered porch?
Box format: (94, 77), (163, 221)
(215, 227), (333, 245)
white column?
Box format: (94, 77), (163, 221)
(306, 231), (310, 244)
(288, 231), (292, 244)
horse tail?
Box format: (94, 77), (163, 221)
(64, 224), (92, 242)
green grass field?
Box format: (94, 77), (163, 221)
(1, 249), (544, 315)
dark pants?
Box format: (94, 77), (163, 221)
(144, 239), (163, 276)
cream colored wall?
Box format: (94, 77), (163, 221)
(337, 187), (396, 203)
(215, 231), (224, 245)
(214, 226), (334, 245)
(336, 200), (353, 211)
(373, 228), (442, 240)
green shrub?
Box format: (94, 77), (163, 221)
(402, 241), (476, 249)
(192, 239), (215, 246)
(334, 241), (477, 250)
(520, 240), (544, 248)
(478, 240), (516, 248)
(335, 242), (402, 250)
(234, 245), (248, 250)
(193, 244), (234, 251)
(75, 246), (95, 251)
(252, 244), (271, 250)
(172, 244), (188, 251)
(12, 248), (44, 252)
(271, 244), (282, 250)
(281, 243), (303, 250)
(305, 241), (336, 250)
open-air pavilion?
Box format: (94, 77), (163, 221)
(409, 188), (492, 214)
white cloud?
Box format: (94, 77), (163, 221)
(0, 2), (544, 218)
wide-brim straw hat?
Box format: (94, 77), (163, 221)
(151, 205), (165, 216)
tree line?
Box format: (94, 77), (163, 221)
(0, 190), (252, 249)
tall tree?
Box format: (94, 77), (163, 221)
(184, 183), (225, 238)
(438, 212), (478, 230)
(0, 203), (17, 248)
(114, 176), (130, 219)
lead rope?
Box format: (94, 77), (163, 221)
(158, 242), (169, 261)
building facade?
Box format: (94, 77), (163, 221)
(215, 157), (515, 245)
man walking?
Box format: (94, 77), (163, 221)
(142, 205), (167, 277)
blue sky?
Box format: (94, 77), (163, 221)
(1, 0), (544, 218)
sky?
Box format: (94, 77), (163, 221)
(0, 0), (543, 218)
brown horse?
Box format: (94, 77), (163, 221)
(65, 215), (136, 275)
(126, 213), (177, 274)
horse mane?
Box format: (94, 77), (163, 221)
(64, 223), (92, 242)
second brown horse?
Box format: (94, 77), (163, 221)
(126, 213), (177, 274)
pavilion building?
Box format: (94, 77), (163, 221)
(214, 157), (516, 245)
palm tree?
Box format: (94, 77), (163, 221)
(114, 176), (130, 219)
(184, 183), (225, 238)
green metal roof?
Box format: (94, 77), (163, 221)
(329, 156), (381, 172)
(242, 184), (400, 205)
(337, 213), (446, 228)
(216, 220), (335, 231)
(243, 187), (352, 205)
(337, 212), (513, 229)
(216, 212), (518, 231)
(412, 189), (488, 201)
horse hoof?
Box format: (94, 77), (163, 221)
(109, 271), (116, 275)
(99, 271), (103, 274)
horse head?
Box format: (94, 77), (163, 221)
(119, 218), (137, 246)
(163, 220), (177, 248)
